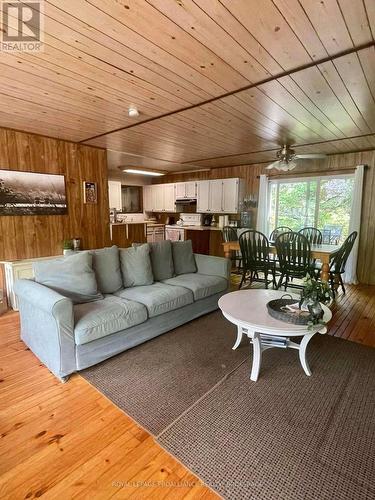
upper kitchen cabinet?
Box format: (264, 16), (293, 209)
(209, 179), (224, 212)
(108, 181), (122, 210)
(175, 181), (197, 199)
(222, 178), (242, 213)
(196, 180), (210, 212)
(152, 184), (164, 212)
(163, 183), (176, 212)
(197, 178), (243, 214)
(144, 184), (177, 212)
(143, 185), (153, 212)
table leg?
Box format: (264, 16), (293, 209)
(299, 331), (316, 376)
(232, 325), (243, 350)
(250, 332), (262, 382)
(223, 247), (231, 259)
(321, 259), (330, 282)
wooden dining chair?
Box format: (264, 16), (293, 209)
(238, 230), (276, 289)
(222, 226), (241, 272)
(298, 227), (323, 245)
(269, 226), (292, 242)
(275, 232), (313, 290)
(328, 231), (358, 297)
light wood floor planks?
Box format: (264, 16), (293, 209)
(0, 284), (374, 499)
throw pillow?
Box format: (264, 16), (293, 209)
(90, 245), (123, 294)
(149, 240), (174, 281)
(33, 252), (103, 304)
(172, 240), (197, 275)
(120, 244), (154, 287)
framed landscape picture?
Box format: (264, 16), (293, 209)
(83, 181), (97, 204)
(0, 170), (67, 216)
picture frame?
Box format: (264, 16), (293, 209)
(0, 169), (67, 216)
(83, 181), (97, 204)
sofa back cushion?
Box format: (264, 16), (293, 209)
(90, 245), (122, 294)
(120, 244), (154, 287)
(33, 252), (103, 304)
(149, 240), (174, 281)
(172, 240), (197, 275)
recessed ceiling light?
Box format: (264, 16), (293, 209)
(123, 168), (165, 176)
(128, 106), (139, 118)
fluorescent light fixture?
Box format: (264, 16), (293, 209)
(123, 168), (165, 176)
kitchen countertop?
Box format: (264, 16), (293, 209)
(110, 222), (165, 226)
(166, 225), (222, 231)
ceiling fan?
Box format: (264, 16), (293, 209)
(265, 144), (326, 171)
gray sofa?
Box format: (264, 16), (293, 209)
(14, 243), (230, 382)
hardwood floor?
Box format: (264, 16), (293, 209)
(1, 283), (374, 499)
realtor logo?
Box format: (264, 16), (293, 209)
(1, 1), (44, 52)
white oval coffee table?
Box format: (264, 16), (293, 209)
(218, 289), (332, 382)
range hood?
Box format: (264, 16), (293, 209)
(175, 198), (197, 205)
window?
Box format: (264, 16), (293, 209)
(121, 185), (142, 213)
(268, 175), (354, 244)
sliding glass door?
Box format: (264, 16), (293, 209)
(268, 175), (354, 244)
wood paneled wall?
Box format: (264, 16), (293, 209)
(0, 128), (110, 261)
(158, 150), (375, 285)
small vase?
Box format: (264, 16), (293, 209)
(300, 297), (315, 312)
(307, 301), (323, 322)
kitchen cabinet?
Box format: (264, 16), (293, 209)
(222, 178), (240, 213)
(197, 178), (243, 214)
(175, 181), (197, 199)
(185, 181), (197, 198)
(145, 178), (242, 213)
(143, 185), (153, 212)
(175, 182), (186, 199)
(146, 225), (165, 243)
(145, 184), (176, 212)
(108, 181), (122, 210)
(111, 223), (147, 248)
(163, 183), (176, 212)
(196, 180), (210, 212)
(209, 179), (224, 212)
(152, 184), (164, 212)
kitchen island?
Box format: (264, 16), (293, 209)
(165, 225), (225, 257)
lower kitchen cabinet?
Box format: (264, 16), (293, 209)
(111, 223), (147, 247)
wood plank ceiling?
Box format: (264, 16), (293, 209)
(0, 0), (374, 171)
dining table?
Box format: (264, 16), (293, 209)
(222, 241), (340, 282)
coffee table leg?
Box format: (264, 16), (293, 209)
(299, 332), (316, 376)
(232, 325), (243, 350)
(250, 332), (262, 381)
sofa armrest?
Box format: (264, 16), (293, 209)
(14, 279), (76, 381)
(194, 254), (231, 282)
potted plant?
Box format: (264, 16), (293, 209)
(62, 239), (73, 255)
(300, 274), (332, 325)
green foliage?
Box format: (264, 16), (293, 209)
(62, 239), (73, 250)
(269, 177), (353, 242)
(300, 273), (332, 305)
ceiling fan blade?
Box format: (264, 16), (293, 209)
(265, 161), (280, 170)
(295, 153), (326, 159)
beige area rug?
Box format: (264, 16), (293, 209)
(82, 311), (375, 499)
(82, 311), (249, 435)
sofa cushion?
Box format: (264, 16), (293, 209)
(172, 240), (197, 275)
(33, 251), (103, 304)
(120, 244), (153, 287)
(90, 245), (122, 294)
(149, 240), (174, 281)
(114, 282), (193, 318)
(74, 295), (147, 345)
(162, 273), (227, 301)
